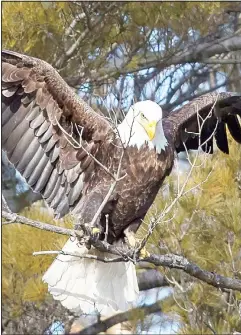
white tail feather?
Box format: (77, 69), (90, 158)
(42, 239), (139, 316)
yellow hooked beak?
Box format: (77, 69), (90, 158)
(141, 120), (157, 140)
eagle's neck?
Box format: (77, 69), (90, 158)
(117, 119), (168, 154)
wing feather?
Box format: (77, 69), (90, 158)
(28, 153), (49, 187)
(68, 176), (85, 206)
(50, 184), (67, 209)
(2, 49), (114, 218)
(11, 128), (34, 165)
(46, 173), (63, 204)
(30, 112), (46, 129)
(16, 137), (40, 172)
(226, 115), (241, 143)
(215, 122), (229, 154)
(43, 169), (59, 199)
(23, 146), (43, 180)
(2, 102), (27, 140)
(35, 161), (54, 193)
(38, 125), (53, 144)
(6, 119), (30, 154)
(164, 92), (241, 154)
(34, 120), (49, 137)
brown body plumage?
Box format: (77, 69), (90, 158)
(2, 50), (241, 244)
(86, 143), (174, 240)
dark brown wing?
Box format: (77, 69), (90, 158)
(2, 50), (113, 218)
(163, 92), (241, 154)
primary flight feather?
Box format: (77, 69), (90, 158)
(2, 50), (241, 316)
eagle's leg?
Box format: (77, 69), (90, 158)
(75, 219), (102, 249)
(124, 227), (137, 248)
(138, 246), (150, 259)
(74, 191), (105, 245)
(124, 221), (150, 258)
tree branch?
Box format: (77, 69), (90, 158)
(162, 78), (236, 113)
(3, 210), (241, 292)
(65, 35), (241, 87)
(55, 3), (117, 69)
(143, 253), (241, 292)
(137, 269), (169, 291)
(76, 300), (162, 335)
(33, 250), (123, 263)
(201, 58), (241, 64)
(2, 210), (80, 237)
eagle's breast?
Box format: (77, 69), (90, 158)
(108, 143), (175, 237)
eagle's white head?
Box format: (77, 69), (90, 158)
(118, 100), (168, 153)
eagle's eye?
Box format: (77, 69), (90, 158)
(140, 112), (146, 119)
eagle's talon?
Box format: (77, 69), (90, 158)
(139, 246), (150, 259)
(79, 225), (102, 244)
(90, 233), (100, 243)
(124, 232), (137, 249)
(124, 231), (149, 258)
(92, 227), (100, 235)
(88, 227), (101, 243)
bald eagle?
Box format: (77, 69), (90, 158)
(2, 50), (241, 316)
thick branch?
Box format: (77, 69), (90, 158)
(2, 211), (80, 237)
(143, 253), (241, 292)
(138, 269), (169, 291)
(88, 240), (241, 292)
(136, 35), (241, 72)
(77, 300), (162, 335)
(3, 210), (241, 292)
(65, 35), (241, 87)
(201, 58), (241, 64)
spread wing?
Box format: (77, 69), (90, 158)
(2, 50), (113, 218)
(163, 92), (241, 154)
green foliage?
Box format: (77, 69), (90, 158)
(125, 2), (223, 33)
(139, 139), (241, 333)
(2, 2), (230, 78)
(2, 201), (72, 318)
(2, 2), (67, 60)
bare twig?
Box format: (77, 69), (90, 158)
(55, 116), (117, 181)
(33, 250), (124, 263)
(204, 321), (217, 335)
(2, 195), (12, 213)
(55, 3), (116, 69)
(104, 214), (109, 242)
